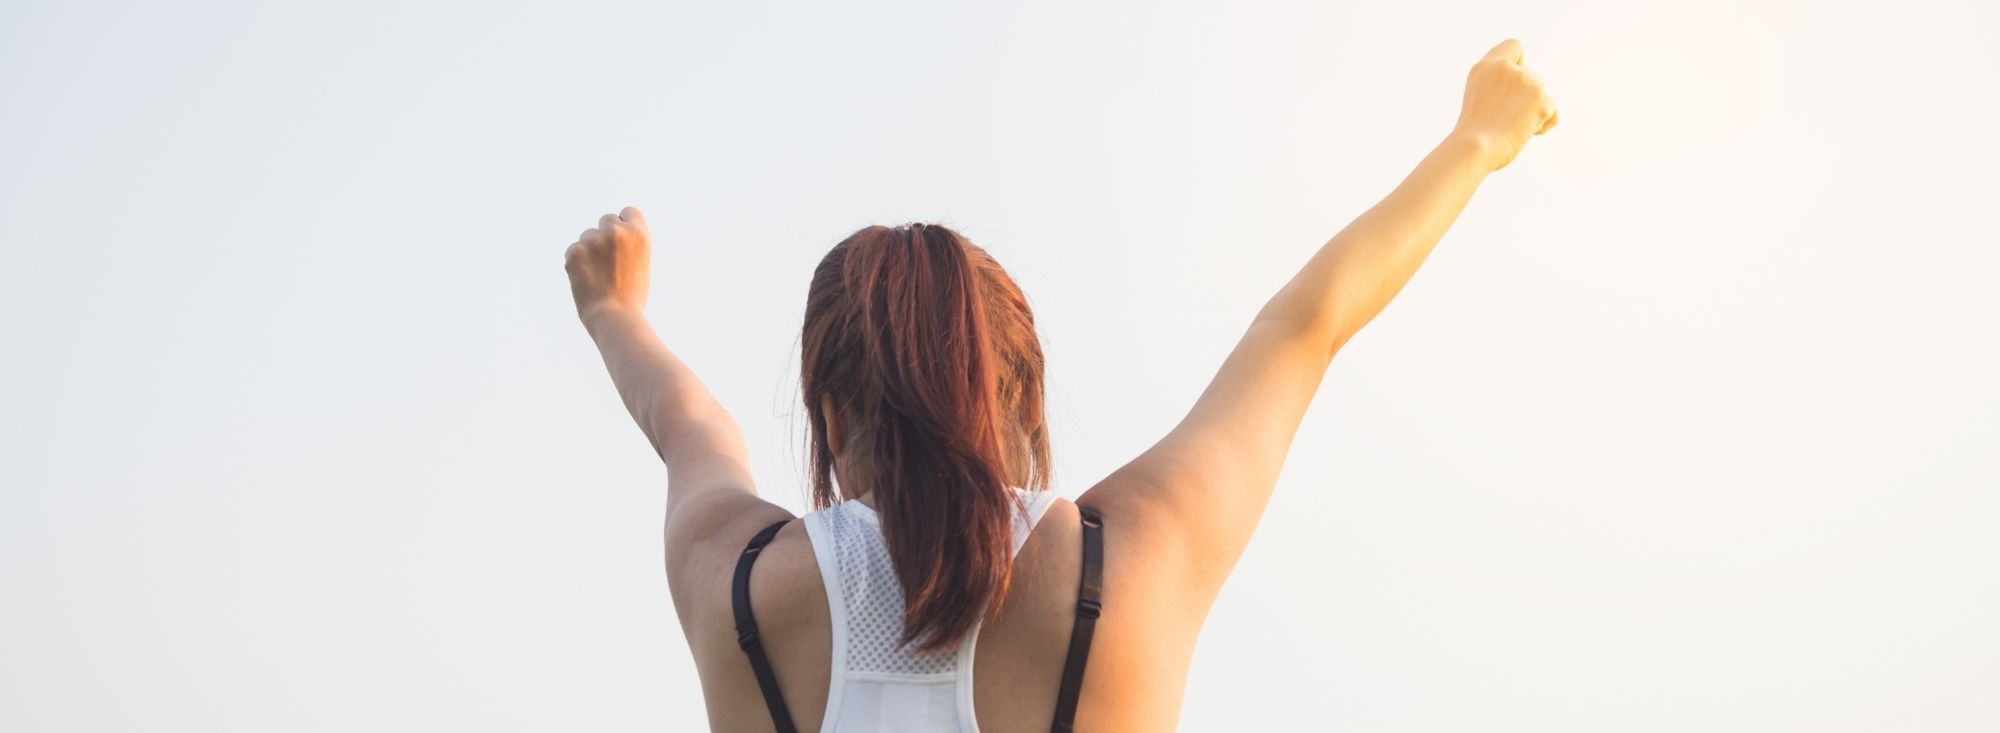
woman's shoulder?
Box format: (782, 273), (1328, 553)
(737, 518), (826, 626)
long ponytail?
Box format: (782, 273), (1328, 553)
(800, 222), (1050, 652)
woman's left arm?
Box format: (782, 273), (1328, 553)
(565, 208), (791, 573)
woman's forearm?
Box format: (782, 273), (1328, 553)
(1257, 132), (1496, 359)
(582, 304), (750, 476)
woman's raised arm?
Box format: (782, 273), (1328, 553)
(565, 208), (789, 578)
(1078, 39), (1559, 605)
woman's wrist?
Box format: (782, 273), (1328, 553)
(1438, 129), (1502, 174)
(581, 300), (648, 339)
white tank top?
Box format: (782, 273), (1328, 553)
(800, 486), (1062, 732)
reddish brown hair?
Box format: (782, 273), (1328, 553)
(800, 222), (1051, 652)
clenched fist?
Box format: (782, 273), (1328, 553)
(564, 206), (652, 323)
(1451, 39), (1559, 172)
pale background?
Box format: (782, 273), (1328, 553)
(3, 0), (1996, 730)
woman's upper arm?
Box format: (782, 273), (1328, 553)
(658, 413), (794, 592)
(1078, 315), (1337, 601)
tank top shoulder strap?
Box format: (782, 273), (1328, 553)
(1014, 487), (1063, 552)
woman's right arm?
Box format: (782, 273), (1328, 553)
(1078, 39), (1558, 604)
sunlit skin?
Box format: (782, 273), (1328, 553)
(565, 39), (1556, 732)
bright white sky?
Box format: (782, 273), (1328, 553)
(3, 0), (1996, 730)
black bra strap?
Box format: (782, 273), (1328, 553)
(1051, 505), (1105, 733)
(733, 518), (798, 733)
